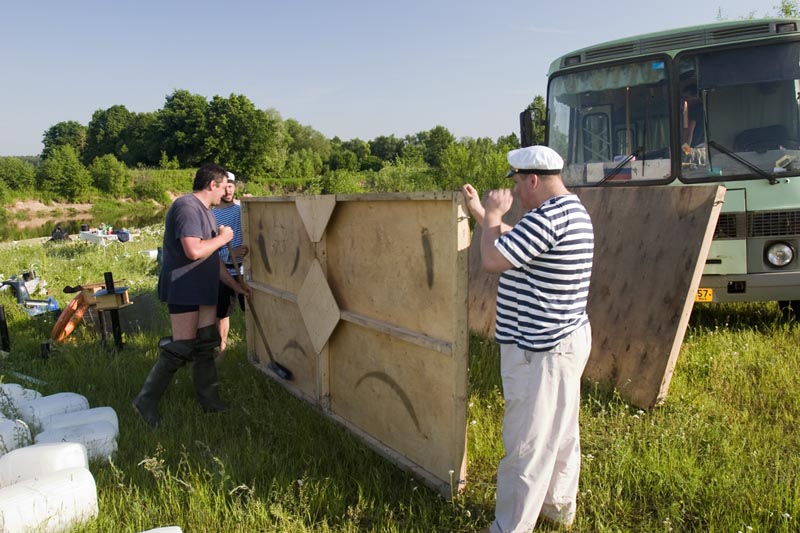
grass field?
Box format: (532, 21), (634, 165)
(0, 227), (797, 532)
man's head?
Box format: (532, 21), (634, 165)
(221, 171), (236, 204)
(193, 163), (229, 193)
(505, 146), (565, 209)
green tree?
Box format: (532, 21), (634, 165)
(778, 0), (800, 17)
(282, 149), (323, 182)
(421, 125), (455, 168)
(284, 119), (331, 160)
(84, 105), (133, 164)
(0, 157), (36, 190)
(204, 94), (287, 181)
(89, 154), (131, 196)
(369, 135), (405, 162)
(439, 137), (508, 192)
(155, 89), (209, 168)
(42, 121), (87, 160)
(37, 145), (92, 201)
(120, 111), (160, 167)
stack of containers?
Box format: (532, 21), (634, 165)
(0, 382), (120, 531)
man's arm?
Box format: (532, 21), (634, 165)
(180, 225), (234, 261)
(480, 189), (515, 273)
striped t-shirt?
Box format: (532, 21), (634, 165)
(212, 203), (243, 274)
(494, 194), (594, 352)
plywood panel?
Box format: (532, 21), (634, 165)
(247, 288), (318, 400)
(244, 199), (316, 294)
(468, 186), (724, 408)
(243, 192), (470, 496)
(326, 197), (462, 341)
(330, 321), (465, 483)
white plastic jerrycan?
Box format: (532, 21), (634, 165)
(0, 417), (31, 455)
(0, 466), (98, 532)
(0, 441), (88, 487)
(35, 420), (117, 462)
(42, 406), (119, 436)
(15, 392), (89, 425)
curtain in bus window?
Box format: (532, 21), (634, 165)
(698, 42), (800, 88)
(552, 61), (666, 97)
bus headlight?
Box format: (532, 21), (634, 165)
(766, 242), (794, 267)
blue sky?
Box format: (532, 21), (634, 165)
(0, 0), (788, 156)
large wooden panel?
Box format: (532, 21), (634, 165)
(468, 186), (724, 408)
(242, 193), (470, 496)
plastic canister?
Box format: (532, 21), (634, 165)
(41, 406), (119, 436)
(0, 383), (41, 411)
(0, 441), (88, 487)
(0, 467), (98, 532)
(0, 418), (31, 455)
(15, 392), (90, 426)
(35, 420), (118, 462)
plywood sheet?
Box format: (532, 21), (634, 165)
(243, 192), (470, 496)
(468, 186), (724, 408)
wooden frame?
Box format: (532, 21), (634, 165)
(242, 192), (471, 496)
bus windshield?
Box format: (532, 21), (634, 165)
(548, 59), (671, 186)
(679, 41), (800, 182)
(547, 41), (800, 187)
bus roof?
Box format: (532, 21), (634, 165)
(548, 18), (800, 75)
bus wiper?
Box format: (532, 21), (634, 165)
(598, 148), (640, 184)
(708, 140), (778, 185)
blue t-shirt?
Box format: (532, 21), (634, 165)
(157, 194), (221, 306)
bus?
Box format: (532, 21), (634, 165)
(523, 18), (800, 316)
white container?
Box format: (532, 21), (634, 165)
(140, 528), (183, 533)
(0, 418), (31, 455)
(0, 442), (88, 487)
(140, 249), (158, 260)
(42, 406), (119, 436)
(15, 392), (90, 425)
(0, 467), (98, 532)
(35, 421), (117, 462)
(0, 383), (41, 410)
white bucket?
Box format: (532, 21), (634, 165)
(139, 249), (158, 260)
(15, 392), (90, 425)
(0, 383), (41, 410)
(140, 528), (183, 533)
(0, 442), (88, 487)
(0, 467), (98, 532)
(0, 418), (31, 455)
(42, 406), (119, 436)
(35, 421), (117, 462)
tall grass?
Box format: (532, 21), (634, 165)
(0, 232), (797, 532)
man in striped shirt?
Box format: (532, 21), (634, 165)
(212, 172), (249, 353)
(465, 145), (594, 533)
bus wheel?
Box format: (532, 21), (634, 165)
(778, 300), (800, 321)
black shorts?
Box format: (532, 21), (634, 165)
(168, 303), (199, 314)
(216, 282), (245, 319)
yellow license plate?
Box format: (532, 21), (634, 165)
(695, 288), (713, 302)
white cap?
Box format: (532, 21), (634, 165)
(226, 171), (236, 182)
(506, 146), (564, 177)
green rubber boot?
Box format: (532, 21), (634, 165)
(193, 325), (227, 413)
(133, 337), (193, 427)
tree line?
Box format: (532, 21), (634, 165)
(0, 89), (545, 203)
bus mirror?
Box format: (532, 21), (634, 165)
(520, 109), (534, 147)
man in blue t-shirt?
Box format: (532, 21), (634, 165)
(464, 145), (594, 533)
(134, 163), (250, 428)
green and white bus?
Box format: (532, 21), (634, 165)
(524, 18), (800, 315)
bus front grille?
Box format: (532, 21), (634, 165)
(747, 210), (800, 237)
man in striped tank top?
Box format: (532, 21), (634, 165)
(465, 145), (594, 533)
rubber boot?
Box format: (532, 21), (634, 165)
(193, 325), (227, 413)
(133, 337), (194, 427)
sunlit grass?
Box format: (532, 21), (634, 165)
(0, 232), (797, 531)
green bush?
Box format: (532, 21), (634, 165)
(89, 154), (131, 196)
(132, 175), (170, 204)
(320, 169), (364, 194)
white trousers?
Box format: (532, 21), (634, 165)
(491, 322), (592, 533)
